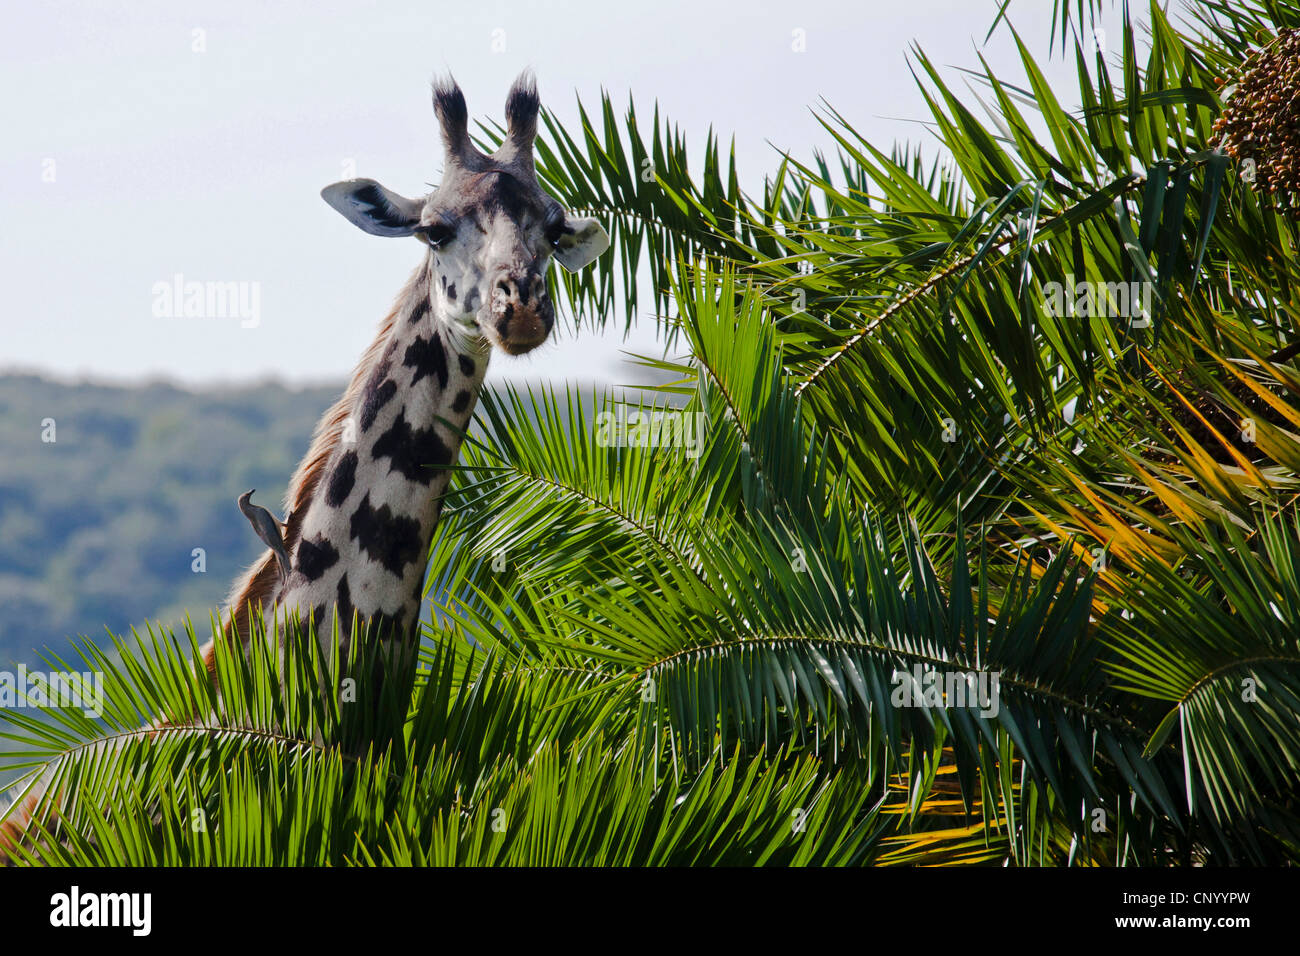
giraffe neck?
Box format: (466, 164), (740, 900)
(273, 252), (489, 647)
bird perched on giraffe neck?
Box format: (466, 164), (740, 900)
(237, 489), (291, 585)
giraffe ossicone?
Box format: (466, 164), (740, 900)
(212, 71), (609, 671)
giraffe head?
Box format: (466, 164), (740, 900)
(321, 73), (609, 356)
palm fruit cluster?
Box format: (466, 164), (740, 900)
(1211, 27), (1300, 219)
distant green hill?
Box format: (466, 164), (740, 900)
(0, 371), (674, 670)
(0, 374), (340, 667)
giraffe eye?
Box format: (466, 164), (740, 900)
(544, 217), (565, 248)
(421, 220), (455, 248)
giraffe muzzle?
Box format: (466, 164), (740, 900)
(489, 272), (554, 354)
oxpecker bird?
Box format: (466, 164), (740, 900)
(237, 489), (291, 585)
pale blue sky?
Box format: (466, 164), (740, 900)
(1, 0), (1136, 388)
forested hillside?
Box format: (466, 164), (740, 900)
(0, 374), (339, 666)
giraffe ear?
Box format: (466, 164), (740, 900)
(321, 179), (423, 237)
(553, 216), (610, 271)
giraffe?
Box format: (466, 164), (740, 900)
(0, 73), (608, 860)
(207, 71), (608, 675)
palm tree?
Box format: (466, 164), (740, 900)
(4, 0), (1299, 865)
